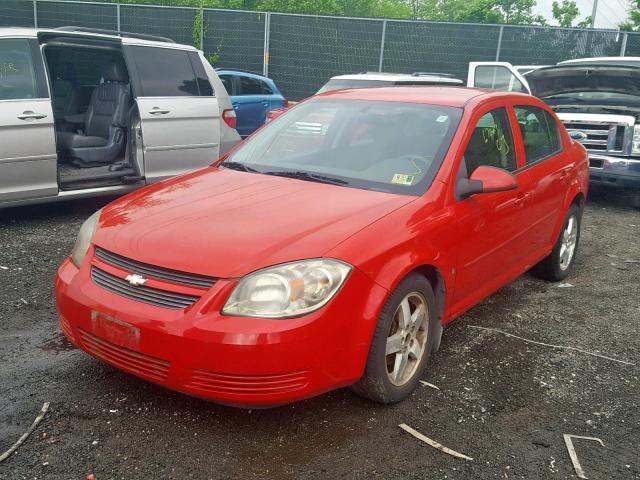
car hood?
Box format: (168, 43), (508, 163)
(93, 167), (415, 278)
(526, 64), (640, 98)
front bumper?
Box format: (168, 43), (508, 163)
(56, 254), (388, 407)
(589, 154), (640, 189)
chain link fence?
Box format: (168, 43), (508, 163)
(2, 0), (639, 100)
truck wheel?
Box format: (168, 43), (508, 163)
(351, 273), (437, 404)
(532, 204), (581, 281)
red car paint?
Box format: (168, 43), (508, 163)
(56, 87), (589, 407)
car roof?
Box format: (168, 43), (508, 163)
(329, 73), (463, 84)
(315, 86), (511, 107)
(216, 69), (272, 80)
(0, 26), (196, 50)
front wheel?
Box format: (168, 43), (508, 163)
(351, 273), (437, 404)
(532, 203), (582, 281)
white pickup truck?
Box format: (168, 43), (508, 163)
(468, 59), (640, 191)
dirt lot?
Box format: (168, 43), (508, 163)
(0, 187), (638, 480)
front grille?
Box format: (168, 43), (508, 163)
(91, 266), (200, 309)
(184, 369), (311, 395)
(78, 328), (170, 382)
(94, 247), (216, 289)
(562, 121), (628, 153)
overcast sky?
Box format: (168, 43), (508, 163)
(533, 0), (630, 28)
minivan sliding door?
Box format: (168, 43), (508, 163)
(123, 45), (221, 183)
(0, 38), (57, 204)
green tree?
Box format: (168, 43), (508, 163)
(551, 0), (590, 27)
(620, 0), (640, 31)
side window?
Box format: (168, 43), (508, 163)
(219, 75), (233, 95)
(474, 65), (528, 93)
(0, 39), (38, 100)
(514, 105), (562, 164)
(464, 107), (517, 175)
(128, 46), (199, 97)
(239, 75), (270, 95)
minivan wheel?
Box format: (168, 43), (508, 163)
(532, 204), (581, 281)
(351, 273), (437, 404)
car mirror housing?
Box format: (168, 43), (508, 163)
(456, 165), (518, 200)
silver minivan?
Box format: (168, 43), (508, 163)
(0, 27), (241, 208)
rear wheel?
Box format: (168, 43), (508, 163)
(533, 203), (581, 281)
(351, 273), (437, 404)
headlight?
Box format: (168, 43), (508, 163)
(633, 125), (640, 155)
(222, 259), (352, 318)
(71, 209), (102, 267)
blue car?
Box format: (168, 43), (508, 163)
(216, 69), (288, 137)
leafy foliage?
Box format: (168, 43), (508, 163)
(620, 0), (640, 31)
(106, 0), (550, 25)
(551, 0), (591, 28)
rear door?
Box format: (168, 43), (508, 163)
(124, 44), (220, 183)
(467, 62), (532, 94)
(511, 104), (569, 253)
(233, 74), (272, 137)
(0, 36), (57, 204)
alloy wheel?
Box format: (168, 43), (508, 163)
(385, 292), (429, 386)
(559, 214), (578, 271)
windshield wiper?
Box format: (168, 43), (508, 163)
(263, 170), (349, 186)
(221, 161), (259, 173)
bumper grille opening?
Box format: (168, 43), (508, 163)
(95, 247), (217, 289)
(91, 266), (200, 309)
(78, 328), (170, 382)
(185, 369), (311, 395)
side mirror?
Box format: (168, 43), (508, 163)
(456, 165), (518, 200)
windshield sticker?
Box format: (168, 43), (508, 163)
(391, 174), (415, 185)
(436, 115), (449, 123)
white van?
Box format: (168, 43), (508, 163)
(0, 27), (241, 208)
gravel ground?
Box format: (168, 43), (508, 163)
(0, 187), (638, 480)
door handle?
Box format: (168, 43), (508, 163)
(17, 111), (47, 120)
(514, 192), (530, 206)
(149, 108), (170, 115)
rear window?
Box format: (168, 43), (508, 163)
(224, 99), (462, 196)
(128, 46), (200, 97)
(0, 38), (38, 100)
(238, 75), (273, 95)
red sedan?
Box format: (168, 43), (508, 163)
(56, 87), (588, 407)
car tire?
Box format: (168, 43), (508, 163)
(351, 273), (437, 404)
(532, 203), (582, 281)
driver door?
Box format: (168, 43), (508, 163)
(0, 37), (57, 204)
(467, 62), (532, 94)
(449, 105), (532, 317)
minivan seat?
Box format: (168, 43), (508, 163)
(57, 59), (131, 165)
(51, 62), (82, 119)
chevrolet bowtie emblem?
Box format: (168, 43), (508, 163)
(125, 273), (147, 286)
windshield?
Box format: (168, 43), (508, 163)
(316, 79), (392, 93)
(222, 99), (462, 196)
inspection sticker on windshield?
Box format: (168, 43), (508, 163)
(436, 115), (449, 123)
(391, 174), (415, 185)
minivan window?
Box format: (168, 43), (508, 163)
(128, 46), (199, 97)
(223, 99), (462, 196)
(515, 106), (562, 164)
(0, 39), (38, 100)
